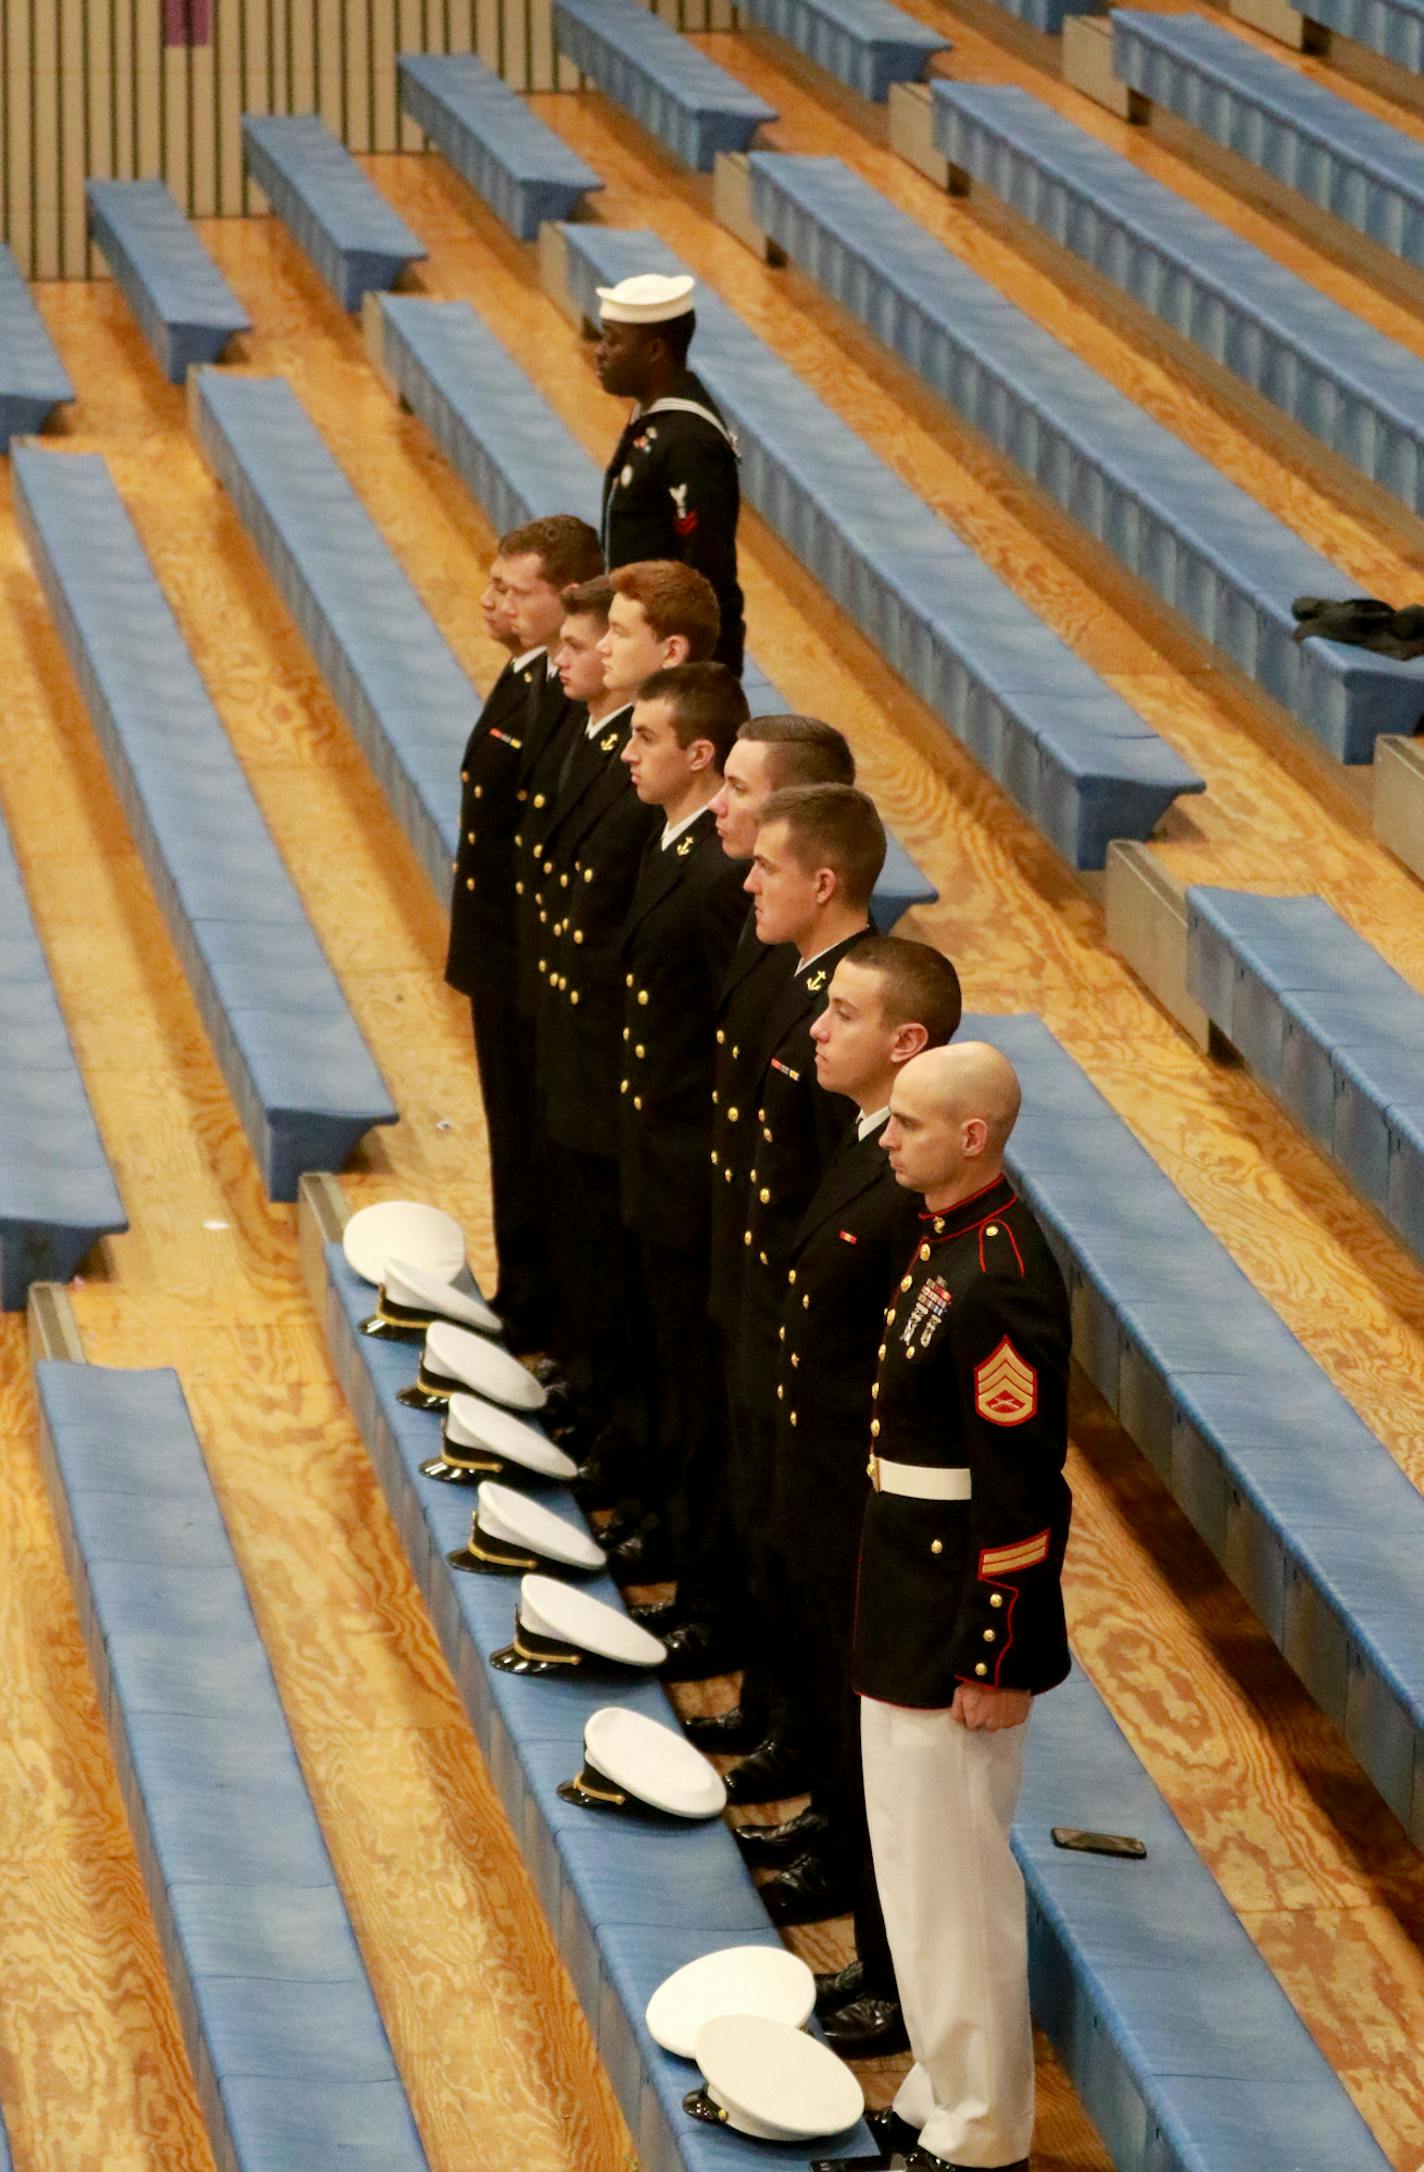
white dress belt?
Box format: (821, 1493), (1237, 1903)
(867, 1457), (972, 1500)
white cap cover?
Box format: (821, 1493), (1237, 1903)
(646, 1945), (815, 2060)
(519, 1576), (665, 1668)
(384, 1260), (499, 1337)
(582, 1707), (726, 1819)
(424, 1322), (546, 1411)
(476, 1482), (605, 1571)
(596, 271), (696, 324)
(343, 1201), (465, 1286)
(693, 2014), (864, 2142)
(446, 1399), (576, 1481)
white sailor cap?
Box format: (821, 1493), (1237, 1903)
(558, 1706), (726, 1820)
(342, 1200), (465, 1287)
(421, 1397), (577, 1489)
(596, 271), (696, 325)
(646, 1945), (815, 2060)
(399, 1320), (547, 1413)
(362, 1258), (500, 1345)
(686, 2015), (864, 2143)
(448, 1480), (605, 1579)
(491, 1574), (667, 1677)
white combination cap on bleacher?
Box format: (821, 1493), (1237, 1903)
(647, 1945), (815, 2060)
(491, 1575), (668, 1678)
(559, 1707), (726, 1820)
(382, 1259), (499, 1338)
(691, 2014), (864, 2142)
(422, 1398), (578, 1489)
(596, 272), (696, 324)
(411, 1320), (547, 1412)
(342, 1200), (465, 1286)
(448, 1480), (606, 1579)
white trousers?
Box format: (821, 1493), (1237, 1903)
(861, 1697), (1034, 2169)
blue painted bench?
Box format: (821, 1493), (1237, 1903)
(33, 1360), (430, 2172)
(1291, 0), (1424, 74)
(738, 0), (947, 101)
(13, 447), (396, 1201)
(241, 113), (425, 310)
(1186, 891), (1424, 1264)
(368, 292), (935, 927)
(0, 243), (73, 447)
(398, 53), (603, 242)
(86, 179), (251, 384)
(1113, 11), (1424, 275)
(192, 368), (481, 905)
(743, 151), (1424, 765)
(931, 84), (1424, 525)
(554, 223), (1205, 870)
(963, 1011), (1424, 1853)
(0, 806), (125, 1310)
(310, 1208), (1388, 2172)
(553, 0), (778, 172)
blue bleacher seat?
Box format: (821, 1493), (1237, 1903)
(738, 0), (947, 101)
(86, 179), (251, 384)
(192, 368), (483, 909)
(369, 293), (936, 926)
(0, 809), (126, 1310)
(311, 1212), (1388, 2172)
(1113, 12), (1424, 274)
(964, 1010), (1424, 1850)
(932, 84), (1424, 524)
(555, 223), (1203, 869)
(33, 1359), (430, 2172)
(553, 0), (778, 172)
(13, 446), (396, 1200)
(241, 113), (426, 310)
(0, 243), (73, 448)
(397, 52), (604, 242)
(744, 150), (1424, 765)
(1185, 889), (1424, 1266)
(1294, 0), (1424, 72)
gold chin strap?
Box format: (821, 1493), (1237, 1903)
(513, 1635), (581, 1667)
(574, 1772), (627, 1807)
(442, 1451), (502, 1474)
(467, 1535), (538, 1571)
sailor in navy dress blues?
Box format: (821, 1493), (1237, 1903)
(845, 1041), (1073, 2172)
(595, 272), (745, 676)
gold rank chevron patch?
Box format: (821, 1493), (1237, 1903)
(974, 1337), (1037, 1426)
(979, 1529), (1049, 1578)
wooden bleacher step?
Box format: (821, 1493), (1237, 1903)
(241, 114), (426, 311)
(397, 52), (604, 242)
(552, 0), (778, 171)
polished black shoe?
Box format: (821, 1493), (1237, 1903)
(758, 1848), (854, 1926)
(629, 1597), (683, 1635)
(906, 2154), (1026, 2172)
(684, 1703), (766, 1755)
(732, 1805), (831, 1864)
(722, 1734), (810, 1806)
(814, 1957), (866, 2014)
(596, 1501), (649, 1551)
(658, 1619), (744, 1683)
(607, 1519), (678, 1585)
(821, 1994), (911, 2060)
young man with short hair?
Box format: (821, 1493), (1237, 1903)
(749, 943), (962, 2054)
(537, 565), (720, 1451)
(445, 514), (602, 1351)
(595, 272), (745, 674)
(604, 664), (752, 1578)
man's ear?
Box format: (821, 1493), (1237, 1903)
(962, 1115), (990, 1160)
(813, 865), (838, 905)
(890, 1022), (929, 1067)
(686, 737), (716, 774)
(663, 633), (691, 667)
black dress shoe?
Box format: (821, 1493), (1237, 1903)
(821, 1994), (911, 2059)
(596, 1502), (648, 1550)
(629, 1597), (683, 1635)
(815, 1957), (865, 2013)
(723, 1734), (810, 1806)
(758, 1848), (854, 1926)
(865, 2108), (921, 2156)
(684, 1704), (766, 1755)
(732, 1805), (831, 1864)
(658, 1619), (744, 1683)
(907, 2154), (1026, 2172)
(607, 1519), (678, 1585)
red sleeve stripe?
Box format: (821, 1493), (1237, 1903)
(979, 1529), (1050, 1578)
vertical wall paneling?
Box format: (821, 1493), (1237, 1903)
(500, 0), (527, 90)
(134, 0), (163, 187)
(397, 0), (424, 145)
(214, 0), (243, 214)
(529, 0), (555, 89)
(31, 0), (60, 276)
(343, 0), (371, 150)
(6, 2), (32, 276)
(163, 33), (190, 204)
(447, 0), (475, 55)
(475, 0), (500, 72)
(190, 12), (218, 214)
(369, 0), (398, 151)
(59, 0), (88, 276)
(84, 0), (111, 266)
(290, 0), (317, 118)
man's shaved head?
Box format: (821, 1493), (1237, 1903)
(883, 1041), (1022, 1205)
